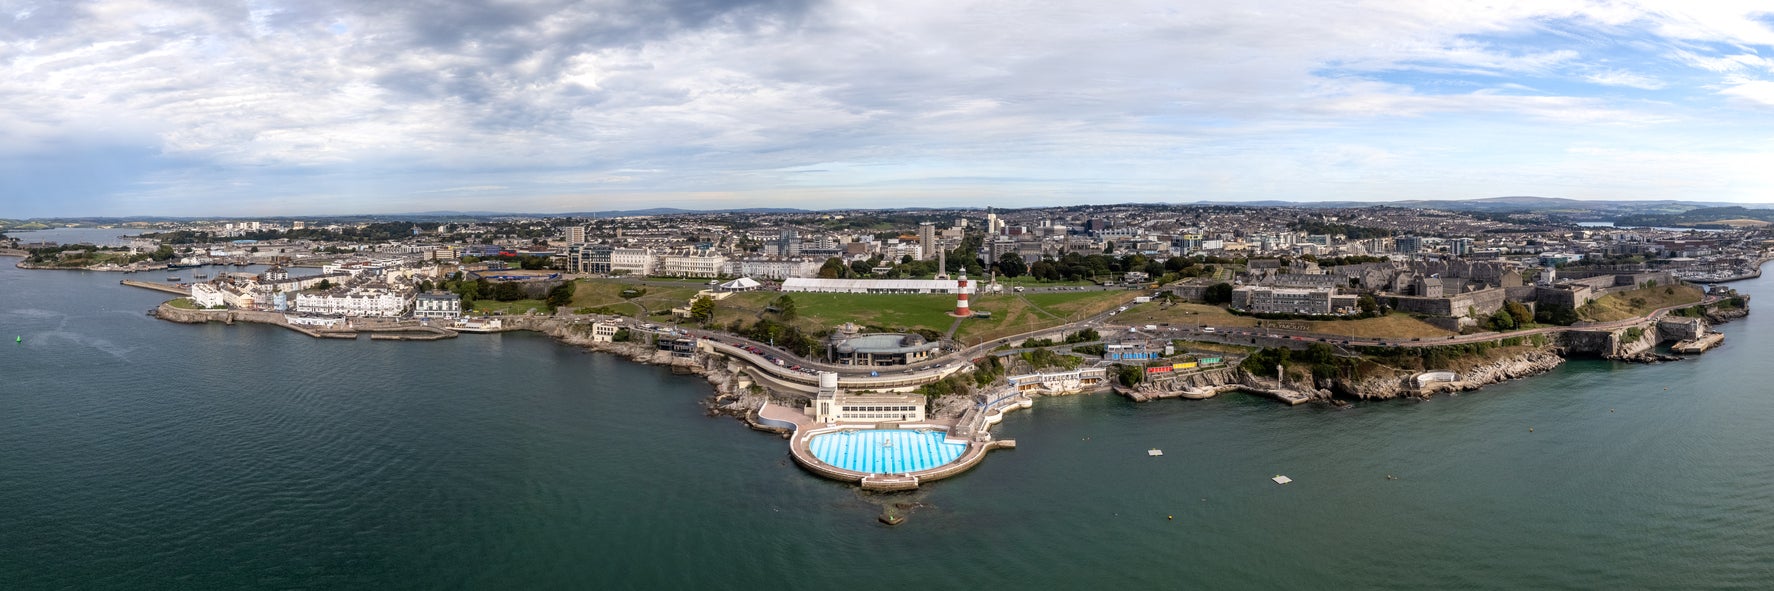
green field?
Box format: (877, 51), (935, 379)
(557, 278), (1138, 344)
(567, 279), (704, 317)
(1580, 284), (1704, 322)
(1021, 290), (1142, 319)
(470, 299), (548, 315)
(789, 293), (963, 330)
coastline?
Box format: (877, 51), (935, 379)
(147, 287), (1751, 410)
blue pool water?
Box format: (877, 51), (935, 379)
(808, 429), (967, 474)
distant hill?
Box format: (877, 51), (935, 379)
(1195, 196), (1768, 218)
(564, 207), (811, 218)
(1615, 206), (1774, 228)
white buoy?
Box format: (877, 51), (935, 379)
(1272, 475), (1292, 484)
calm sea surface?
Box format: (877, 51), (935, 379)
(7, 227), (143, 247)
(3, 259), (1773, 589)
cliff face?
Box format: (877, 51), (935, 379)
(1707, 307), (1748, 324)
(1431, 348), (1565, 394)
(1334, 347), (1565, 400)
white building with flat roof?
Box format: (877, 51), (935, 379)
(413, 292), (462, 320)
(660, 254), (727, 278)
(610, 248), (655, 275)
(295, 287), (410, 317)
(723, 257), (820, 280)
(591, 321), (621, 342)
(190, 283), (225, 308)
(810, 372), (928, 424)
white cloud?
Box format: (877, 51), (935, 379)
(1719, 79), (1774, 107)
(5, 0), (1774, 215)
(1585, 69), (1668, 89)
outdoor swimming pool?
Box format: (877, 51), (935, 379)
(807, 429), (967, 474)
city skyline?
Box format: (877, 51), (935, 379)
(6, 1), (1774, 217)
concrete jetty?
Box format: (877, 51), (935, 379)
(1672, 332), (1724, 354)
(121, 279), (191, 296)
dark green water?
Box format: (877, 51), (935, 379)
(4, 261), (1772, 589)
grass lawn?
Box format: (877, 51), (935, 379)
(166, 297), (197, 309)
(1118, 301), (1258, 328)
(1021, 290), (1143, 319)
(1580, 284), (1704, 322)
(471, 299), (548, 315)
(1305, 313), (1454, 339)
(955, 295), (1067, 344)
(567, 279), (704, 318)
(1118, 303), (1452, 339)
(706, 291), (780, 327)
(789, 293), (962, 331)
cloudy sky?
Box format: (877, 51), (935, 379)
(3, 1), (1774, 217)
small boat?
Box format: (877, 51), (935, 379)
(193, 272), (209, 279)
(166, 276), (181, 282)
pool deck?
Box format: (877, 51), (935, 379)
(763, 402), (1018, 491)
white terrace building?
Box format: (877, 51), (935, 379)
(660, 254), (728, 278)
(295, 287), (411, 318)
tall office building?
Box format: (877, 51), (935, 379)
(917, 223), (936, 261)
(778, 228), (801, 257)
(565, 225), (587, 245)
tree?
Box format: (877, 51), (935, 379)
(1503, 301), (1532, 325)
(545, 281), (576, 309)
(850, 259), (873, 276)
(611, 328), (631, 342)
(1304, 343), (1336, 365)
(1535, 304), (1580, 326)
(1204, 282), (1234, 304)
(689, 295), (715, 322)
(1117, 364), (1144, 387)
(1358, 294), (1379, 315)
(818, 257), (847, 279)
(771, 294), (798, 321)
(996, 253), (1026, 278)
(492, 281), (525, 302)
(314, 278), (333, 290)
(1488, 308), (1516, 331)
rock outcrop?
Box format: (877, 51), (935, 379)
(1330, 347), (1565, 400)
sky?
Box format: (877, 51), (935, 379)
(3, 0), (1774, 217)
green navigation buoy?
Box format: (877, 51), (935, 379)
(14, 336), (19, 344)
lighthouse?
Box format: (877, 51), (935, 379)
(952, 273), (971, 317)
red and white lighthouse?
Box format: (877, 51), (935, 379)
(952, 274), (971, 317)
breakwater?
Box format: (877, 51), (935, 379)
(121, 279), (191, 296)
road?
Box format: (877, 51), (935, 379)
(553, 287), (1718, 383)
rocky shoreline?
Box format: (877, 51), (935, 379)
(147, 291), (1750, 422)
